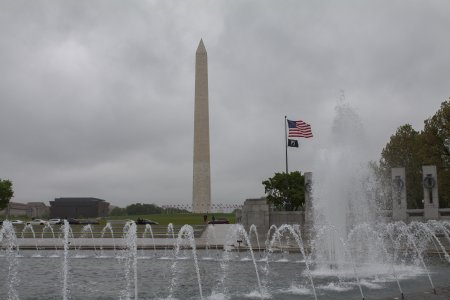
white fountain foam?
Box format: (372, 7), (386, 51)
(279, 284), (312, 295)
(317, 282), (353, 292)
(312, 102), (374, 267)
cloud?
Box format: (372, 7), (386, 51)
(0, 0), (449, 207)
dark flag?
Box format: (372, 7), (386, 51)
(288, 139), (299, 147)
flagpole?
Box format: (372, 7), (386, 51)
(285, 116), (288, 175)
(285, 116), (290, 209)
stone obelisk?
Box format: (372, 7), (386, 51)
(192, 39), (211, 213)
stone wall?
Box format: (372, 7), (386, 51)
(239, 197), (305, 242)
(269, 211), (304, 227)
(240, 198), (269, 237)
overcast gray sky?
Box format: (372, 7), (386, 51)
(1, 1), (449, 208)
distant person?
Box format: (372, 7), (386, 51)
(203, 214), (208, 223)
(212, 215), (216, 223)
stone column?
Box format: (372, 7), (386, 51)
(391, 168), (407, 221)
(192, 39), (211, 213)
(241, 198), (270, 244)
(423, 165), (439, 220)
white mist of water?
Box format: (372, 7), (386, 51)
(1, 221), (20, 300)
(62, 220), (70, 300)
(120, 221), (138, 300)
(101, 222), (116, 255)
(312, 102), (376, 265)
(169, 224), (203, 299)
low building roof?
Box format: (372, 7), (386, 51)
(7, 202), (29, 209)
(53, 197), (107, 203)
(27, 202), (48, 207)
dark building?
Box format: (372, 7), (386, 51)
(49, 197), (110, 218)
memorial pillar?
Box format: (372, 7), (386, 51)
(423, 165), (439, 220)
(391, 168), (407, 221)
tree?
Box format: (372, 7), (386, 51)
(0, 179), (14, 210)
(380, 124), (423, 208)
(110, 207), (126, 216)
(126, 203), (163, 215)
(262, 171), (305, 211)
(420, 100), (450, 207)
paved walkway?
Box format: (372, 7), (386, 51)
(380, 286), (450, 299)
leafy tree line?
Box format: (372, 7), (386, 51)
(262, 171), (305, 211)
(110, 203), (188, 216)
(0, 179), (14, 210)
(378, 99), (450, 208)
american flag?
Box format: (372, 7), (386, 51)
(287, 119), (313, 138)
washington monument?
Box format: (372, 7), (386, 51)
(192, 39), (211, 213)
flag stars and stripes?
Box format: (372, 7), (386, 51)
(287, 119), (313, 138)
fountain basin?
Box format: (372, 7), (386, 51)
(0, 250), (449, 299)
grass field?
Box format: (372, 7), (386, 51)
(3, 213), (235, 226)
(106, 213), (235, 226)
(13, 213), (236, 238)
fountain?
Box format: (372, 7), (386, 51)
(303, 102), (448, 299)
(100, 222), (116, 256)
(120, 221), (138, 299)
(20, 224), (39, 256)
(1, 219), (450, 299)
(41, 223), (59, 256)
(1, 104), (450, 299)
(62, 220), (70, 300)
(203, 224), (219, 259)
(162, 223), (176, 259)
(0, 221), (19, 300)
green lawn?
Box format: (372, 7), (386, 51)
(15, 213), (236, 238)
(3, 213), (236, 225)
(106, 213), (235, 226)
